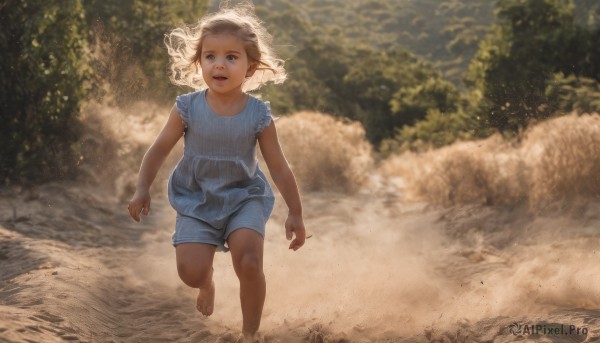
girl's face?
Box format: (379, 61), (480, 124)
(200, 33), (256, 96)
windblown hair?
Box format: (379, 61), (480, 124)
(164, 2), (286, 91)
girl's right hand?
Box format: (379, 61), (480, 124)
(128, 189), (151, 222)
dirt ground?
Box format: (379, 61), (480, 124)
(1, 177), (599, 342)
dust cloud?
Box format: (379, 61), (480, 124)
(1, 104), (599, 342)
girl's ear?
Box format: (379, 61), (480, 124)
(246, 62), (258, 78)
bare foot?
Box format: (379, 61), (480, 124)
(196, 280), (215, 316)
(236, 332), (263, 343)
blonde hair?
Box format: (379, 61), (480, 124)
(164, 2), (286, 91)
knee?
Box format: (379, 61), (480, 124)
(177, 262), (212, 288)
(236, 253), (263, 281)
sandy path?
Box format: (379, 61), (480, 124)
(1, 181), (599, 342)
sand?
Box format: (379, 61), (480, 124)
(1, 176), (599, 342)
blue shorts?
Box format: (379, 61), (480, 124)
(171, 200), (267, 252)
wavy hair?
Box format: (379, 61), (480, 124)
(164, 2), (286, 91)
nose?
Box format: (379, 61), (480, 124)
(215, 57), (225, 69)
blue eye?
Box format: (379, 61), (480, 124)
(205, 54), (215, 60)
(226, 55), (237, 61)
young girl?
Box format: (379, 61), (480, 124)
(127, 3), (305, 341)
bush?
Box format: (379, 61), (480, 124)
(523, 113), (600, 208)
(381, 113), (600, 208)
(390, 78), (461, 127)
(0, 0), (88, 182)
(274, 111), (374, 193)
(380, 109), (477, 156)
(380, 135), (527, 206)
(546, 73), (600, 114)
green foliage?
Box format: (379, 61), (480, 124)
(254, 0), (495, 86)
(254, 1), (310, 56)
(262, 35), (458, 145)
(380, 109), (478, 155)
(390, 78), (461, 127)
(574, 0), (600, 27)
(82, 0), (208, 103)
(344, 49), (450, 144)
(465, 0), (580, 133)
(261, 36), (349, 117)
(252, 0), (493, 148)
(546, 73), (600, 114)
(0, 0), (88, 182)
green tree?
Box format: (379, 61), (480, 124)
(390, 78), (461, 127)
(0, 0), (88, 182)
(381, 108), (477, 155)
(546, 73), (600, 114)
(83, 0), (208, 103)
(254, 0), (496, 87)
(343, 49), (452, 144)
(263, 35), (353, 116)
(264, 33), (459, 146)
(574, 0), (600, 27)
(465, 0), (577, 133)
(587, 27), (600, 81)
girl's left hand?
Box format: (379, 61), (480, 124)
(285, 214), (306, 251)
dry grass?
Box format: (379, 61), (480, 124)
(274, 111), (374, 193)
(381, 113), (600, 208)
(523, 113), (600, 208)
(381, 135), (527, 205)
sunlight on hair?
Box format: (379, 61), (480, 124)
(164, 1), (285, 91)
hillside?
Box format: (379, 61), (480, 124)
(250, 0), (598, 85)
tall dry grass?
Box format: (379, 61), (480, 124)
(274, 111), (374, 193)
(381, 135), (527, 205)
(523, 113), (600, 206)
(381, 113), (600, 208)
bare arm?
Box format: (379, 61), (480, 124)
(128, 105), (185, 222)
(258, 121), (305, 250)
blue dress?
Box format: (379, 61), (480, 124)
(168, 90), (274, 247)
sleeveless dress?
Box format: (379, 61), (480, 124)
(168, 89), (274, 249)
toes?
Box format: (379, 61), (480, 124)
(196, 304), (211, 316)
(196, 283), (215, 316)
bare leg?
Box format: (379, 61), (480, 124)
(175, 243), (217, 316)
(227, 229), (265, 339)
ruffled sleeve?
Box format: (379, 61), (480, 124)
(175, 93), (191, 127)
(255, 100), (273, 135)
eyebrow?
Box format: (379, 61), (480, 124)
(203, 50), (242, 55)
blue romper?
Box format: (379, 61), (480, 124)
(168, 89), (275, 251)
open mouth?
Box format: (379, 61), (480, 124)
(213, 76), (227, 81)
